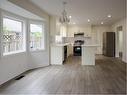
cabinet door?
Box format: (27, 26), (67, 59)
(64, 46), (67, 61)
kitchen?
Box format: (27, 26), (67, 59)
(50, 20), (100, 65)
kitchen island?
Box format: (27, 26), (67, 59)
(82, 45), (99, 65)
(51, 43), (70, 65)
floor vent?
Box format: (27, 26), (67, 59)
(15, 75), (25, 80)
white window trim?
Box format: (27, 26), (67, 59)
(0, 9), (2, 58)
(29, 20), (46, 52)
(1, 11), (27, 56)
(0, 9), (46, 57)
(3, 50), (26, 56)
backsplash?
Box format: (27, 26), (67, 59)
(64, 37), (92, 44)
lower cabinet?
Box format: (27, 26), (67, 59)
(51, 45), (68, 65)
(64, 46), (67, 62)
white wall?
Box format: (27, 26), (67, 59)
(0, 53), (28, 85)
(8, 0), (50, 68)
(0, 0), (50, 85)
(50, 16), (61, 43)
(28, 51), (50, 69)
(0, 0), (43, 20)
(9, 0), (49, 20)
(50, 16), (57, 43)
(92, 26), (112, 54)
(125, 0), (127, 63)
(111, 18), (126, 62)
(111, 0), (126, 63)
(0, 9), (30, 85)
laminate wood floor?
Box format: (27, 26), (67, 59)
(0, 55), (126, 95)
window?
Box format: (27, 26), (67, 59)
(2, 17), (25, 55)
(30, 23), (44, 51)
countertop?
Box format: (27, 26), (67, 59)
(82, 44), (100, 47)
(51, 43), (100, 47)
(51, 43), (70, 47)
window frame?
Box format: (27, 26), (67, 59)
(1, 12), (26, 56)
(0, 9), (2, 58)
(29, 20), (45, 52)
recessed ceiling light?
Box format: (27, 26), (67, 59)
(69, 16), (72, 18)
(108, 14), (112, 18)
(73, 22), (76, 24)
(68, 22), (71, 24)
(101, 22), (104, 25)
(88, 19), (90, 22)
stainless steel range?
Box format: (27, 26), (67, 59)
(73, 40), (84, 56)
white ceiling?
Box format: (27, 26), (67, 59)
(0, 0), (43, 20)
(30, 0), (126, 25)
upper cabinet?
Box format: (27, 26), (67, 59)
(67, 25), (92, 37)
(50, 16), (67, 36)
(60, 24), (67, 37)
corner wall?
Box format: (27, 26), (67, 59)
(111, 18), (126, 62)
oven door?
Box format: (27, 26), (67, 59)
(73, 46), (82, 56)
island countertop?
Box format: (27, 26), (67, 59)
(82, 44), (100, 47)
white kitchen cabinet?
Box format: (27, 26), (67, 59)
(82, 45), (99, 65)
(51, 43), (69, 65)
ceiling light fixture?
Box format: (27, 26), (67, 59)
(88, 19), (90, 22)
(59, 2), (70, 24)
(73, 22), (76, 24)
(101, 22), (104, 25)
(69, 16), (72, 18)
(108, 14), (112, 18)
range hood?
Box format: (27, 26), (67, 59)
(74, 33), (84, 37)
